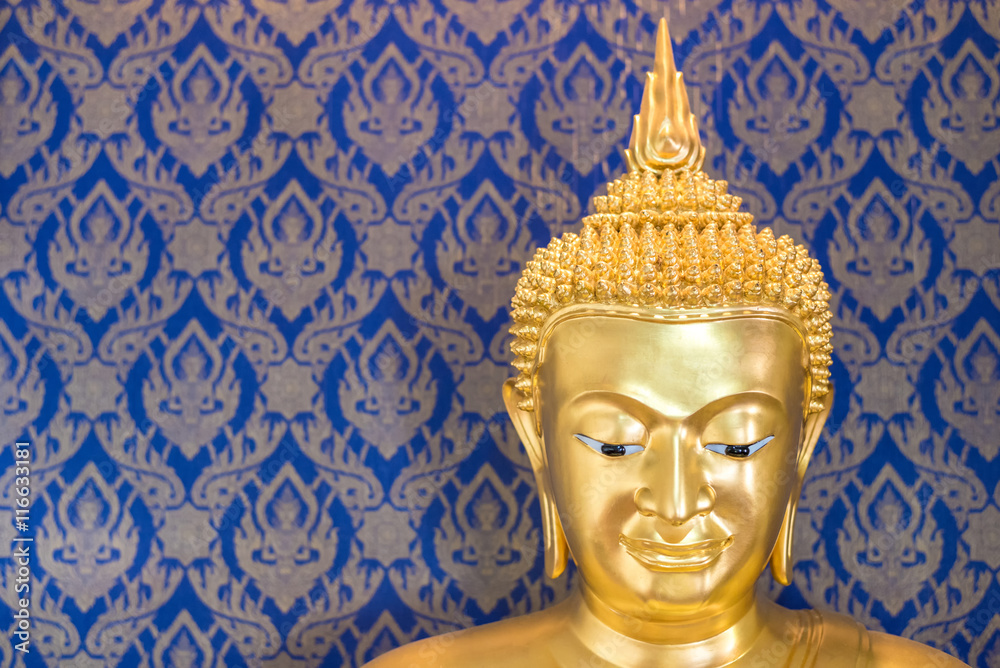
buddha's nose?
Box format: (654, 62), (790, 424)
(634, 483), (716, 528)
(633, 426), (717, 533)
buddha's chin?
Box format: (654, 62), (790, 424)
(585, 558), (755, 621)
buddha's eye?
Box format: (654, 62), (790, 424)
(704, 435), (774, 459)
(574, 433), (644, 457)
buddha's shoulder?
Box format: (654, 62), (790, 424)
(363, 608), (563, 668)
(867, 631), (968, 667)
(815, 609), (968, 667)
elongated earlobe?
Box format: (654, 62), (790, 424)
(770, 503), (795, 586)
(502, 379), (570, 579)
(770, 386), (834, 586)
(539, 490), (570, 579)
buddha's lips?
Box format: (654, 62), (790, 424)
(618, 534), (734, 572)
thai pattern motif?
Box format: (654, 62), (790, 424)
(0, 1), (999, 666)
(0, 46), (56, 179)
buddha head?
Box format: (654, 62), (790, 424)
(502, 19), (833, 625)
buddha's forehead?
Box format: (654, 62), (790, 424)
(536, 309), (807, 418)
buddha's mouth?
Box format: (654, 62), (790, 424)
(618, 534), (734, 572)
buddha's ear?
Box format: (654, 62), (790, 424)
(502, 379), (570, 579)
(502, 379), (543, 468)
(798, 385), (834, 476)
(770, 385), (834, 585)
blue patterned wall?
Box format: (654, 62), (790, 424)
(1, 0), (999, 665)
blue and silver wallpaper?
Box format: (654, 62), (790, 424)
(1, 0), (1000, 665)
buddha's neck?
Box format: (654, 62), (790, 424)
(565, 583), (771, 666)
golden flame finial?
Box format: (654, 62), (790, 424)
(625, 18), (705, 173)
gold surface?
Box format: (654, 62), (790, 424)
(368, 18), (970, 668)
(370, 306), (969, 666)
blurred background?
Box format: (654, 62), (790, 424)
(1, 0), (999, 665)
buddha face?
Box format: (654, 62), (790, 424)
(507, 305), (827, 622)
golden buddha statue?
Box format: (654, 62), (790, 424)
(367, 18), (968, 668)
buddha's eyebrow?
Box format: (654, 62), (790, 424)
(569, 390), (655, 418)
(684, 391), (784, 426)
(570, 390), (782, 424)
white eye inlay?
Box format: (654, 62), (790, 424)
(705, 435), (775, 458)
(574, 433), (645, 457)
